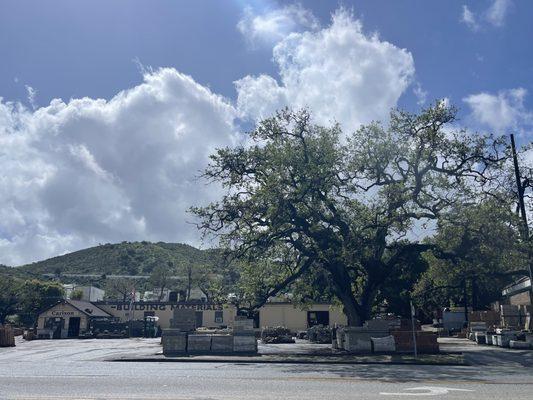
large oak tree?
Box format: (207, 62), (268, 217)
(193, 105), (508, 326)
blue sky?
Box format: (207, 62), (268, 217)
(0, 0), (531, 265)
(2, 0), (532, 116)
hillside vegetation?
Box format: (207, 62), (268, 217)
(9, 241), (220, 279)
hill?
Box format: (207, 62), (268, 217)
(9, 241), (221, 280)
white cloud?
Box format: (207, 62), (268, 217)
(0, 68), (237, 265)
(0, 6), (420, 265)
(486, 0), (512, 27)
(461, 5), (479, 31)
(413, 82), (428, 106)
(25, 85), (37, 110)
(235, 9), (415, 132)
(237, 3), (319, 47)
(460, 0), (512, 31)
(463, 87), (533, 133)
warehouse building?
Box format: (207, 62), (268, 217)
(96, 301), (347, 331)
(36, 300), (347, 338)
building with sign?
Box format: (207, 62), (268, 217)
(96, 301), (234, 329)
(36, 299), (348, 338)
(36, 300), (112, 339)
(95, 301), (347, 331)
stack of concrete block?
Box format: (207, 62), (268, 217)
(509, 340), (531, 349)
(469, 310), (500, 331)
(170, 308), (197, 331)
(233, 317), (257, 353)
(187, 334), (212, 353)
(500, 305), (523, 329)
(161, 329), (188, 355)
(343, 327), (372, 352)
(391, 331), (439, 353)
(371, 335), (395, 352)
(474, 332), (486, 344)
(490, 334), (499, 346)
(162, 308), (198, 355)
(211, 335), (234, 353)
(341, 326), (389, 353)
(468, 322), (487, 344)
(519, 305), (533, 331)
(494, 329), (518, 347)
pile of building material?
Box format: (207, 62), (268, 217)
(469, 310), (500, 331)
(161, 308), (195, 355)
(261, 326), (295, 344)
(391, 331), (439, 353)
(307, 325), (331, 344)
(233, 317), (258, 353)
(468, 322), (487, 344)
(161, 311), (258, 355)
(0, 325), (15, 347)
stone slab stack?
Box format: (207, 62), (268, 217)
(162, 308), (197, 355)
(391, 331), (439, 353)
(340, 326), (389, 353)
(500, 305), (522, 329)
(211, 335), (234, 353)
(371, 335), (395, 352)
(233, 317), (257, 353)
(469, 310), (500, 331)
(187, 334), (212, 353)
(170, 308), (197, 331)
(161, 330), (188, 355)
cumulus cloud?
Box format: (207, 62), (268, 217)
(235, 9), (415, 132)
(1, 6), (419, 265)
(463, 87), (533, 133)
(460, 0), (512, 31)
(237, 3), (319, 47)
(0, 68), (237, 265)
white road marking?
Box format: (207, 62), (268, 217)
(380, 386), (474, 396)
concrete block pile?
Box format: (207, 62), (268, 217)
(162, 310), (258, 355)
(391, 331), (439, 353)
(233, 317), (257, 353)
(334, 319), (437, 354)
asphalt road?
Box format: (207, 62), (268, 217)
(0, 338), (532, 399)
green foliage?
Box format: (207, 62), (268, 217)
(414, 199), (527, 315)
(17, 279), (64, 326)
(0, 275), (21, 324)
(9, 241), (220, 280)
(194, 106), (509, 325)
(70, 289), (84, 300)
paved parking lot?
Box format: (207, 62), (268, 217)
(1, 337), (532, 399)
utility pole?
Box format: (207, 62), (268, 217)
(510, 134), (533, 299)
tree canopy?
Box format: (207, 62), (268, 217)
(194, 105), (510, 326)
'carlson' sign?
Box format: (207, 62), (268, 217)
(110, 303), (224, 311)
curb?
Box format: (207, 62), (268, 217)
(108, 356), (467, 366)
